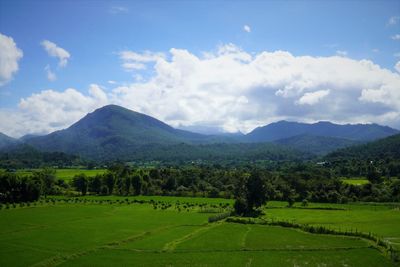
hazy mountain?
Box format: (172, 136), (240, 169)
(0, 132), (18, 149)
(274, 134), (360, 155)
(19, 134), (42, 142)
(245, 120), (399, 142)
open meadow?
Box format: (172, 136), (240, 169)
(7, 169), (108, 182)
(0, 196), (397, 267)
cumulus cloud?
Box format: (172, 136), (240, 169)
(44, 65), (56, 81)
(109, 44), (400, 133)
(41, 40), (70, 67)
(2, 44), (400, 137)
(388, 16), (400, 26)
(0, 84), (108, 137)
(243, 25), (251, 33)
(297, 90), (330, 105)
(0, 33), (23, 86)
(391, 34), (400, 40)
(118, 50), (165, 71)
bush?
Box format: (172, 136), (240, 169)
(208, 212), (231, 223)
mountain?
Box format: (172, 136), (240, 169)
(274, 134), (360, 155)
(245, 120), (399, 143)
(0, 132), (18, 149)
(25, 105), (226, 159)
(19, 134), (42, 142)
(325, 133), (400, 160)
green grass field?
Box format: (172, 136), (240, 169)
(265, 201), (400, 250)
(342, 178), (370, 185)
(0, 197), (397, 266)
(10, 168), (107, 181)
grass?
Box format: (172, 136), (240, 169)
(342, 178), (370, 185)
(0, 198), (397, 266)
(10, 168), (107, 181)
(265, 201), (400, 250)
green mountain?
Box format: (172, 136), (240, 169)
(274, 134), (360, 155)
(325, 133), (400, 160)
(23, 105), (310, 162)
(0, 132), (18, 149)
(245, 120), (399, 142)
(25, 105), (217, 159)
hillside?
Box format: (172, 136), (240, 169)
(25, 105), (217, 159)
(325, 133), (400, 160)
(0, 132), (18, 149)
(274, 134), (360, 155)
(245, 121), (398, 142)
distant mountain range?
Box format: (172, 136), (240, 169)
(1, 104), (398, 160)
(245, 120), (398, 142)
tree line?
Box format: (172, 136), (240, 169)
(1, 163), (399, 204)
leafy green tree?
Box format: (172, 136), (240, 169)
(72, 174), (88, 195)
(32, 168), (56, 198)
(234, 170), (269, 216)
(132, 175), (142, 195)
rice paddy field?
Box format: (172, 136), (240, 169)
(0, 196), (398, 267)
(341, 178), (370, 186)
(8, 168), (107, 181)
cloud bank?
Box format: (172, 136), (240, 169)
(2, 44), (400, 137)
(0, 33), (23, 86)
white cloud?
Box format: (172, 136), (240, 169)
(0, 84), (108, 137)
(2, 44), (400, 137)
(44, 65), (56, 81)
(0, 33), (23, 86)
(110, 45), (400, 133)
(41, 40), (70, 67)
(109, 6), (129, 14)
(395, 61), (400, 73)
(336, 50), (348, 57)
(243, 25), (251, 33)
(296, 90), (330, 105)
(388, 16), (400, 25)
(372, 48), (379, 53)
(118, 50), (165, 71)
(391, 34), (400, 40)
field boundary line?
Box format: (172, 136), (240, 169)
(240, 225), (251, 249)
(30, 225), (175, 267)
(106, 245), (373, 253)
(162, 222), (221, 252)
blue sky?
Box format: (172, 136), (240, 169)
(0, 0), (400, 137)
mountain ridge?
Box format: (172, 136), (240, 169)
(245, 120), (398, 142)
(9, 104), (399, 160)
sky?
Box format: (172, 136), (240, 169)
(0, 0), (400, 137)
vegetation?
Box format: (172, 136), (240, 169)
(0, 198), (396, 266)
(0, 106), (399, 266)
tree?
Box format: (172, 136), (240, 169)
(32, 168), (56, 198)
(234, 170), (269, 216)
(132, 175), (142, 195)
(72, 174), (88, 195)
(89, 175), (102, 194)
